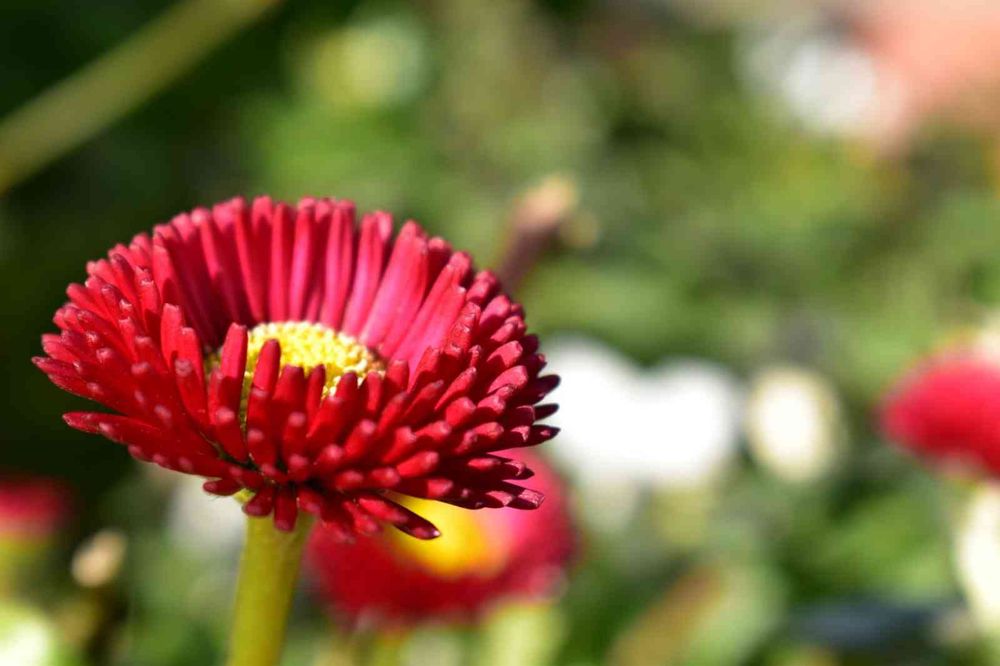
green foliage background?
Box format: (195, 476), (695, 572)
(2, 0), (999, 664)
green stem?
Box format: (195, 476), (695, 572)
(226, 513), (314, 666)
(0, 0), (280, 195)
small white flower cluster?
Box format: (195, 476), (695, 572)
(546, 338), (744, 490)
(740, 15), (888, 139)
(545, 337), (843, 490)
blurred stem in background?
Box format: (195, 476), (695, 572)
(61, 530), (129, 663)
(494, 175), (578, 292)
(0, 0), (280, 196)
(227, 514), (313, 666)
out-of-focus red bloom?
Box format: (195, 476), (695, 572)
(881, 353), (1000, 473)
(0, 478), (70, 540)
(307, 451), (572, 624)
(34, 197), (559, 538)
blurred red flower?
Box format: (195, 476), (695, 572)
(881, 353), (1000, 473)
(34, 196), (558, 538)
(0, 477), (70, 540)
(307, 451), (573, 625)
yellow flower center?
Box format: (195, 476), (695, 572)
(387, 497), (511, 579)
(243, 321), (383, 395)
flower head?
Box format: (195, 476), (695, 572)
(307, 451), (572, 624)
(35, 197), (558, 538)
(881, 351), (1000, 474)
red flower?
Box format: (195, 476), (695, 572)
(881, 352), (1000, 473)
(307, 451), (573, 624)
(0, 477), (70, 540)
(35, 197), (559, 537)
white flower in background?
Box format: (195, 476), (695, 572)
(956, 483), (1000, 632)
(742, 1), (1000, 148)
(0, 603), (64, 666)
(166, 475), (245, 561)
(545, 337), (744, 490)
(964, 314), (1000, 363)
(745, 366), (843, 484)
(740, 17), (888, 138)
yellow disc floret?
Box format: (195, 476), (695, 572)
(243, 321), (383, 396)
(387, 496), (511, 579)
